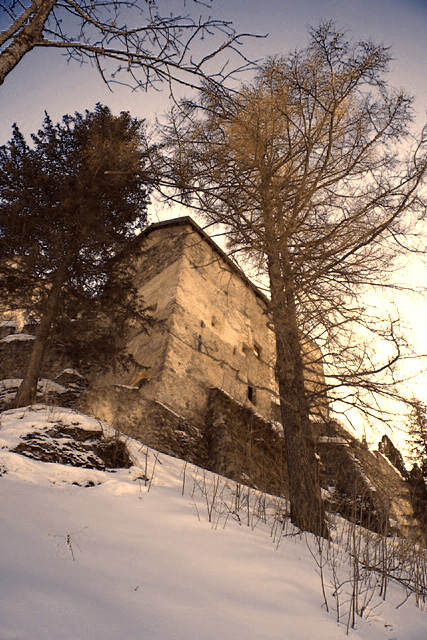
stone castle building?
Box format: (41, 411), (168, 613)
(84, 216), (327, 429)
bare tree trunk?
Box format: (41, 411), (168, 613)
(13, 253), (71, 408)
(266, 235), (328, 537)
(0, 0), (56, 85)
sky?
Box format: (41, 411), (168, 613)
(1, 0), (427, 143)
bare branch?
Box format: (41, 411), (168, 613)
(157, 23), (427, 534)
(0, 0), (262, 89)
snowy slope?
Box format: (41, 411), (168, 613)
(1, 405), (426, 640)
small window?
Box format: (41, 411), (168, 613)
(211, 315), (223, 331)
(253, 343), (261, 359)
(247, 385), (256, 405)
(200, 320), (206, 329)
(197, 335), (207, 354)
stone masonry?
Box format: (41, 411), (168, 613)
(83, 216), (328, 431)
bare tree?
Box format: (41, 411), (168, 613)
(0, 0), (257, 88)
(159, 23), (427, 536)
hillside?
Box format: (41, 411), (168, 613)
(1, 404), (427, 640)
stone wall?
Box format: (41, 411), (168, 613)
(313, 420), (426, 544)
(91, 218), (329, 427)
(0, 320), (18, 339)
(83, 381), (418, 541)
(205, 388), (287, 496)
(78, 383), (287, 496)
(0, 333), (69, 382)
(163, 226), (278, 422)
(94, 226), (187, 388)
(77, 384), (208, 467)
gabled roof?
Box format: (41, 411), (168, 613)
(133, 216), (270, 306)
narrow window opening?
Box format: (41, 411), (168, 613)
(253, 343), (261, 359)
(247, 385), (256, 405)
(197, 335), (203, 352)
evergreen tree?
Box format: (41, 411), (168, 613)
(408, 401), (427, 484)
(0, 104), (151, 406)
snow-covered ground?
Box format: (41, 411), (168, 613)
(1, 405), (426, 640)
(0, 333), (35, 343)
(0, 379), (67, 406)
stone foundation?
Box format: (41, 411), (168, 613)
(77, 385), (208, 467)
(205, 388), (287, 495)
(79, 384), (287, 495)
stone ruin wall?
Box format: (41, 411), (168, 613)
(97, 221), (328, 425)
(80, 380), (426, 545)
(313, 420), (427, 544)
(79, 384), (288, 496)
(157, 224), (279, 422)
(92, 221), (285, 424)
(0, 321), (69, 381)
